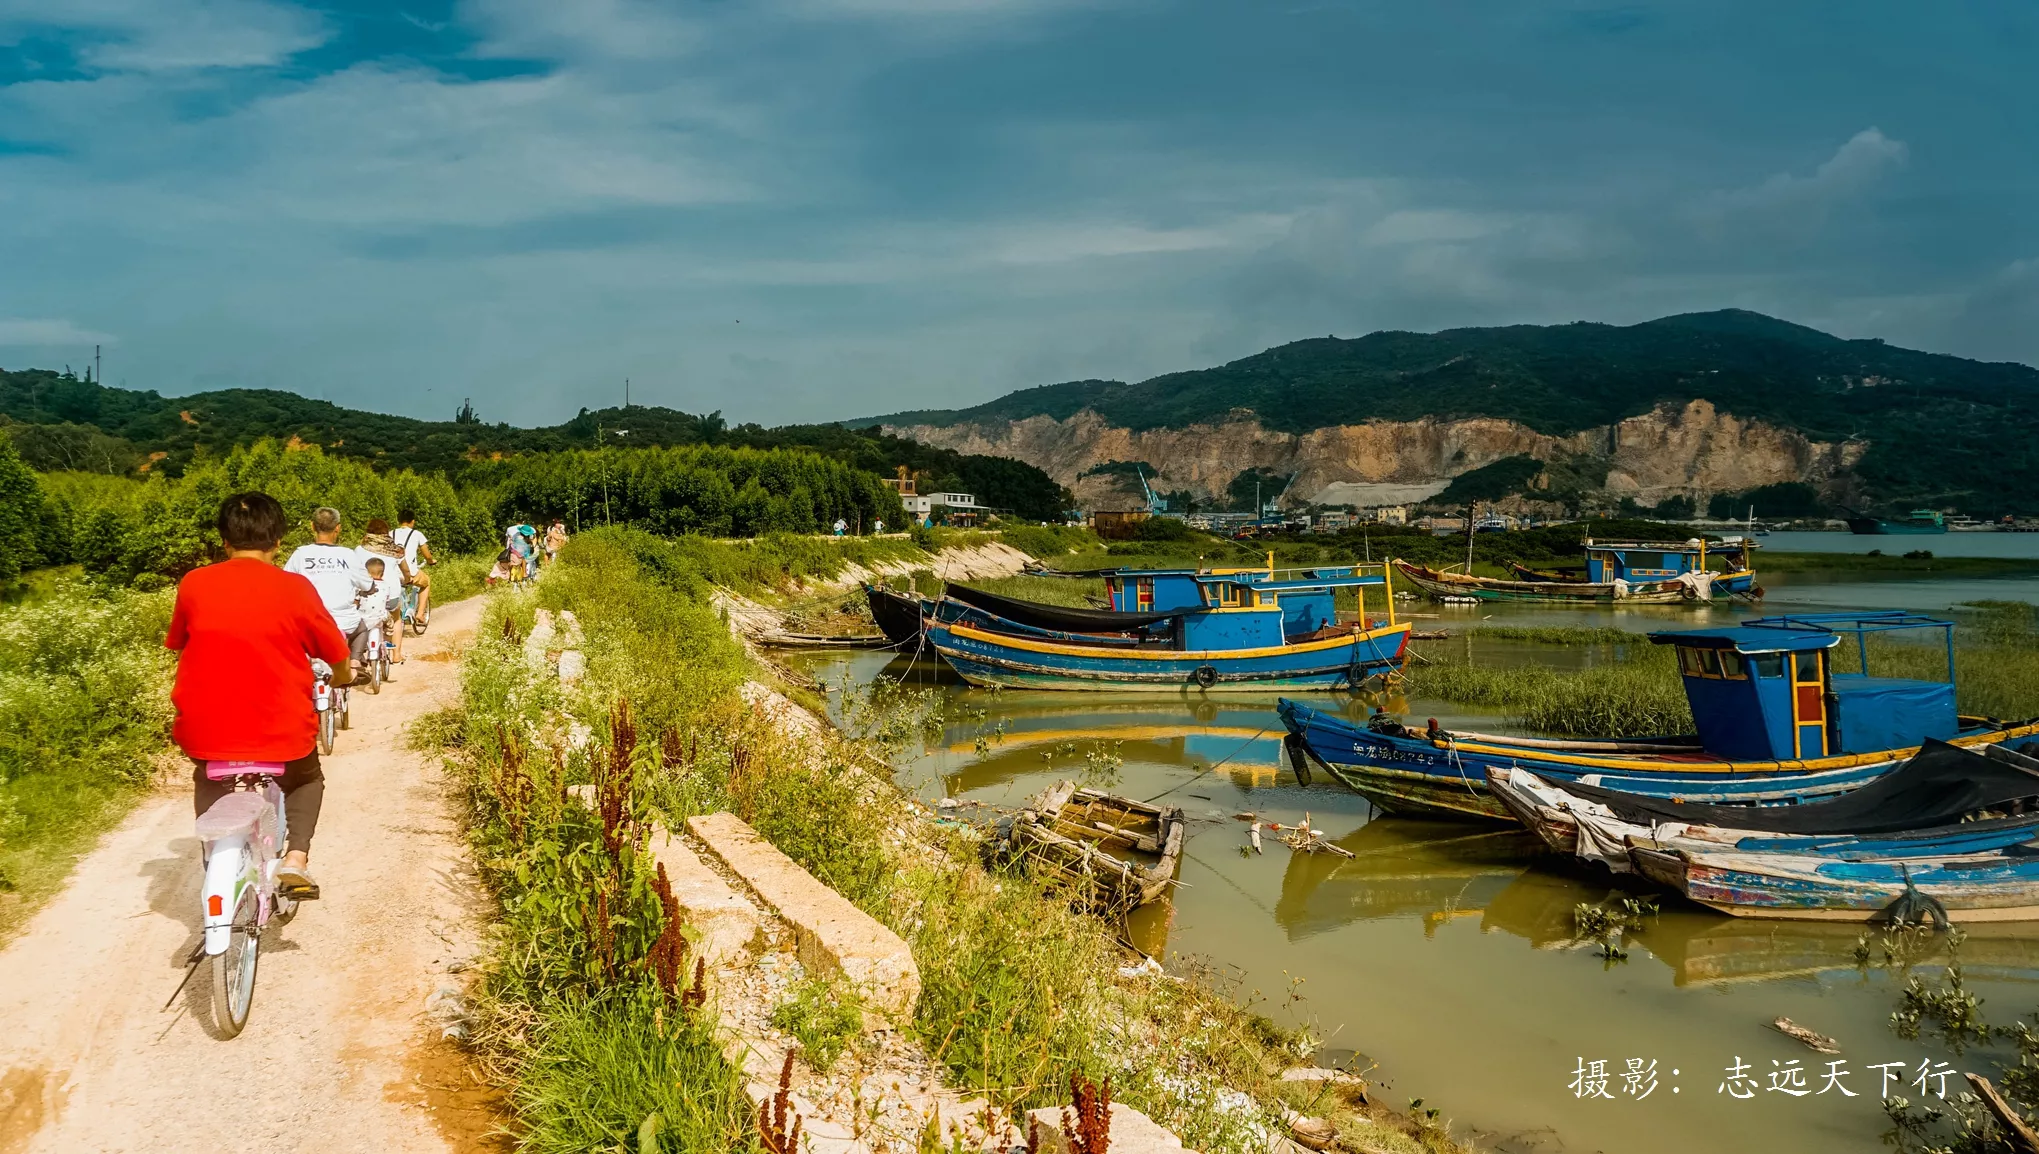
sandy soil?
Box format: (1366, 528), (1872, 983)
(0, 598), (505, 1154)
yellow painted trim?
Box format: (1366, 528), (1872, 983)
(946, 621), (1411, 661)
(1439, 720), (2039, 774)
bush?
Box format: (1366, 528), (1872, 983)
(0, 580), (176, 930)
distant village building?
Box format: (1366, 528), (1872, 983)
(882, 467), (979, 525)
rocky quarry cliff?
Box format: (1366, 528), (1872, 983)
(889, 399), (1864, 513)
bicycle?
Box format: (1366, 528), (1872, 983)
(401, 582), (430, 636)
(364, 625), (385, 694)
(187, 761), (305, 1038)
(313, 659), (349, 754)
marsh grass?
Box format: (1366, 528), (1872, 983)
(957, 573), (1108, 608)
(1415, 651), (1693, 738)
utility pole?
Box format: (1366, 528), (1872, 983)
(1465, 502), (1477, 573)
(94, 344), (101, 385)
(624, 378), (630, 409)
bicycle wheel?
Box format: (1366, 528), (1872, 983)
(209, 887), (260, 1038)
(367, 656), (381, 694)
(412, 601), (430, 636)
(338, 689), (351, 731)
(318, 707), (335, 754)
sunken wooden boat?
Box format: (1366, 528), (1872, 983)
(999, 780), (1186, 912)
(1281, 612), (2039, 821)
(1394, 560), (1711, 604)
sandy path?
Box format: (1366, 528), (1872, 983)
(0, 598), (501, 1154)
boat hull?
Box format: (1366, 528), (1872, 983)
(864, 584), (927, 647)
(928, 621), (1411, 693)
(1637, 847), (2039, 923)
(1278, 699), (2039, 822)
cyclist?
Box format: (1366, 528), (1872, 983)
(285, 507), (374, 678)
(506, 522), (538, 582)
(357, 518), (409, 663)
(392, 510), (435, 625)
(168, 492), (352, 895)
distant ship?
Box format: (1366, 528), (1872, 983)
(1845, 509), (1947, 535)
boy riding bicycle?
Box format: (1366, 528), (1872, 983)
(168, 493), (353, 895)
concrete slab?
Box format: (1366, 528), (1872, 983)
(646, 828), (765, 968)
(688, 811), (921, 1022)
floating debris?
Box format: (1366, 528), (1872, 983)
(1770, 1016), (1841, 1054)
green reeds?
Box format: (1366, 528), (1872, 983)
(1413, 650), (1692, 738)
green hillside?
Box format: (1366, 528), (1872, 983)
(857, 310), (2039, 514)
(0, 371), (1071, 521)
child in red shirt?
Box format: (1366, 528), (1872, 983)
(167, 492), (352, 894)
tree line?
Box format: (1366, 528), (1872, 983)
(0, 369), (1068, 519)
(0, 432), (915, 589)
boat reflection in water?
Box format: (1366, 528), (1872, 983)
(1274, 820), (2039, 988)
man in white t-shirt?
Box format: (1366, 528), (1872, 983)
(284, 506), (374, 674)
(393, 510), (435, 623)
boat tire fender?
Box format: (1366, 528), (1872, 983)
(1191, 665), (1218, 689)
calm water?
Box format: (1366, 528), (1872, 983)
(1762, 530), (2039, 559)
(793, 568), (2039, 1154)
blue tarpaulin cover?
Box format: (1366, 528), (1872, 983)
(1832, 676), (1958, 755)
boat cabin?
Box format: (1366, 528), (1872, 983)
(1180, 569), (1382, 650)
(1103, 563), (1302, 613)
(1584, 537), (1755, 583)
(1648, 612), (1958, 761)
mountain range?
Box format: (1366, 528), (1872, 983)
(859, 310), (2039, 517)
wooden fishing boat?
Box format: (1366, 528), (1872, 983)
(1281, 611), (2039, 820)
(999, 780), (1186, 912)
(1486, 740), (2039, 867)
(1631, 845), (2039, 923)
(1506, 537), (1761, 599)
(1393, 561), (1711, 605)
(864, 583), (929, 647)
(929, 566), (1412, 692)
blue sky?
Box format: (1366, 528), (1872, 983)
(1, 1), (2033, 426)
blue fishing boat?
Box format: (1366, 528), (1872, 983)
(1487, 739), (2039, 866)
(1631, 844), (2039, 923)
(927, 565), (1412, 692)
(1280, 611), (2039, 821)
(1509, 536), (1762, 599)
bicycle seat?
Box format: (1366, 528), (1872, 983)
(205, 760), (287, 781)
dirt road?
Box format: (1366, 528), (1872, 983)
(0, 598), (501, 1154)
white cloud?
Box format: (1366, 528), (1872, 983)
(461, 0), (701, 61)
(0, 318), (116, 347)
(0, 0), (327, 71)
(1699, 127), (1909, 234)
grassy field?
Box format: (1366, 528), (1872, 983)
(442, 526), (1473, 1154)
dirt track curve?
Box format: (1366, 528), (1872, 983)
(0, 597), (502, 1154)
